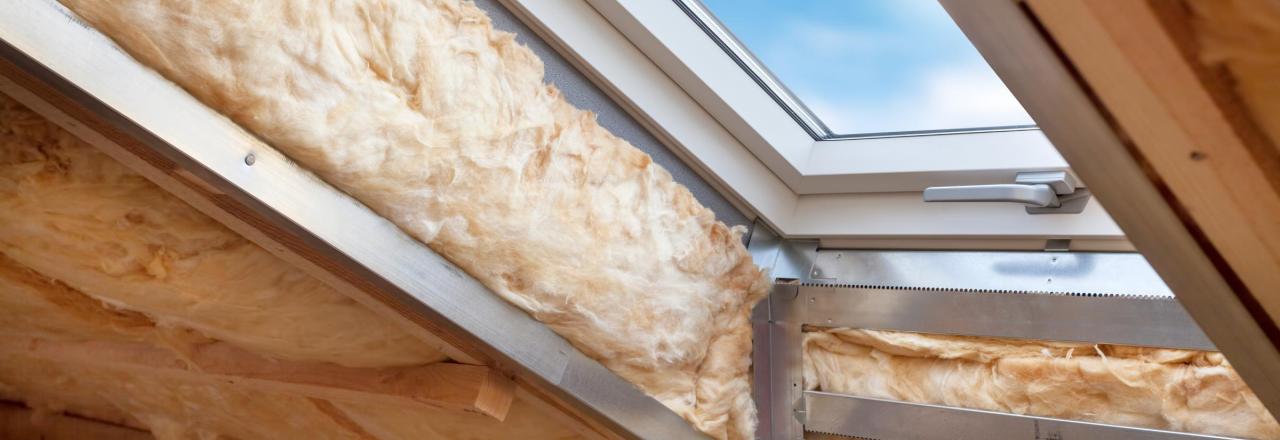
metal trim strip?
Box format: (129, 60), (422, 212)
(799, 285), (1214, 351)
(804, 391), (1238, 440)
(808, 250), (1174, 297)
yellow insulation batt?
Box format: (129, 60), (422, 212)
(0, 353), (579, 440)
(57, 1), (771, 438)
(0, 252), (155, 345)
(0, 97), (446, 369)
(804, 328), (1280, 439)
(0, 96), (582, 439)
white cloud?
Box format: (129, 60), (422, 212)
(802, 63), (1033, 134)
(781, 23), (889, 56)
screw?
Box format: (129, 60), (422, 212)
(244, 153), (256, 166)
(1190, 151), (1206, 161)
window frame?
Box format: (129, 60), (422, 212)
(673, 0), (1039, 141)
(605, 0), (1072, 195)
(501, 0), (1125, 244)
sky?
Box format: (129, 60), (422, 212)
(699, 0), (1035, 135)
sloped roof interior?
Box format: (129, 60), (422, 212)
(0, 0), (761, 438)
(0, 94), (582, 439)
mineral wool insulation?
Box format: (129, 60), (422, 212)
(806, 328), (1280, 439)
(42, 1), (1280, 439)
(57, 0), (770, 438)
(0, 96), (581, 438)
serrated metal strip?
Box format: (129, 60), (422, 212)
(799, 281), (1176, 301)
(798, 285), (1215, 351)
(806, 250), (1175, 299)
(805, 431), (876, 440)
(805, 391), (1239, 440)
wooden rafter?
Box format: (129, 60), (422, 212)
(1026, 0), (1280, 322)
(942, 0), (1280, 416)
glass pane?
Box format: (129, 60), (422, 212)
(696, 0), (1035, 136)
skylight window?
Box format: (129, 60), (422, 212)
(683, 0), (1036, 138)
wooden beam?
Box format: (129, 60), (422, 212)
(0, 337), (514, 421)
(0, 401), (152, 440)
(1026, 0), (1280, 323)
(940, 0), (1280, 415)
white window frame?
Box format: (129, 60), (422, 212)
(502, 0), (1125, 245)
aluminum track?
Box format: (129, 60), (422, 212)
(799, 249), (1212, 351)
(804, 391), (1238, 440)
(798, 284), (1213, 351)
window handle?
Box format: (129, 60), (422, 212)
(924, 183), (1059, 207)
(923, 171), (1091, 214)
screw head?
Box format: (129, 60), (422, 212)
(244, 153), (256, 166)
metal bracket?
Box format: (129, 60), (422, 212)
(791, 395), (807, 426)
(923, 171), (1092, 214)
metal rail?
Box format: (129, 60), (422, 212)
(0, 2), (702, 438)
(752, 243), (1221, 439)
(804, 391), (1237, 440)
(808, 249), (1174, 297)
(799, 286), (1212, 351)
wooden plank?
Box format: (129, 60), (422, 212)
(940, 0), (1280, 417)
(0, 337), (515, 421)
(0, 401), (152, 440)
(1027, 0), (1280, 322)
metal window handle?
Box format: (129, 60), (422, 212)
(923, 184), (1059, 207)
(923, 171), (1091, 214)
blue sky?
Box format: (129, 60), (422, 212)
(700, 0), (1033, 134)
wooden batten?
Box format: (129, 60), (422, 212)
(0, 337), (515, 421)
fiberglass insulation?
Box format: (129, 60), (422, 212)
(0, 95), (582, 439)
(0, 98), (447, 369)
(804, 328), (1280, 439)
(55, 0), (772, 438)
(0, 352), (580, 440)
